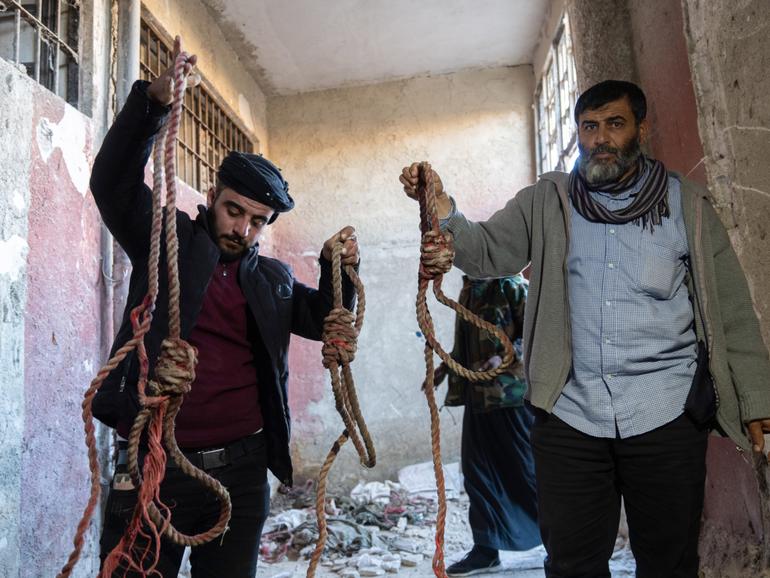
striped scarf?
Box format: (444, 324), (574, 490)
(569, 156), (670, 232)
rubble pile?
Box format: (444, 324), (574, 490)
(259, 463), (465, 576)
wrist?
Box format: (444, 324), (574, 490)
(436, 193), (452, 220)
(134, 80), (171, 117)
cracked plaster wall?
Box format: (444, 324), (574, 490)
(682, 1), (770, 575)
(0, 56), (104, 576)
(0, 0), (114, 573)
(266, 66), (535, 485)
(0, 57), (33, 578)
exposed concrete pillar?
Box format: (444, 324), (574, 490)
(567, 0), (638, 91)
(116, 0), (141, 106)
(0, 59), (33, 578)
(111, 0), (140, 332)
(681, 1), (770, 574)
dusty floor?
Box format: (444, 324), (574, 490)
(254, 486), (636, 578)
(176, 463), (635, 577)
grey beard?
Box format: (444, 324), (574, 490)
(578, 141), (642, 188)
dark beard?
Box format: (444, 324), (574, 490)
(206, 210), (248, 262)
(578, 134), (642, 188)
(218, 236), (247, 261)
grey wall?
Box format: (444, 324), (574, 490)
(567, 0), (638, 90)
(683, 1), (770, 574)
(0, 57), (33, 578)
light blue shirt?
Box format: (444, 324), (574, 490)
(552, 174), (698, 438)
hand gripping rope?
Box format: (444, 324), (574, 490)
(307, 240), (376, 578)
(58, 52), (232, 578)
(414, 162), (515, 578)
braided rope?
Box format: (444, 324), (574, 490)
(59, 52), (231, 578)
(414, 162), (515, 578)
(307, 241), (376, 578)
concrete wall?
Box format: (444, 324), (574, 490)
(22, 75), (104, 577)
(266, 66), (535, 485)
(0, 56), (103, 577)
(682, 1), (770, 575)
(142, 0), (269, 151)
(627, 0), (707, 182)
(0, 58), (34, 578)
(0, 0), (116, 572)
(568, 0), (637, 90)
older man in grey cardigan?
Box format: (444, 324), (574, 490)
(400, 80), (770, 578)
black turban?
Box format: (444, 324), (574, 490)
(217, 151), (294, 223)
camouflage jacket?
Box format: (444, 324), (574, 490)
(443, 275), (528, 412)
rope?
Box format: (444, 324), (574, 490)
(58, 52), (231, 578)
(413, 162), (515, 578)
(307, 241), (376, 578)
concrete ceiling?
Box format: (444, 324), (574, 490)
(203, 0), (549, 96)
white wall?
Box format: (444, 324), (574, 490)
(267, 65), (535, 484)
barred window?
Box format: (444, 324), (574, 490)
(0, 0), (79, 107)
(535, 13), (578, 174)
(139, 18), (255, 194)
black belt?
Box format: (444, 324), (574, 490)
(117, 431), (264, 472)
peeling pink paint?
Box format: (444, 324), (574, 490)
(21, 88), (101, 572)
(285, 255), (327, 432)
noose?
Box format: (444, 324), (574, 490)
(58, 52), (231, 578)
(414, 162), (514, 578)
(307, 240), (376, 578)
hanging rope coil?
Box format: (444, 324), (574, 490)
(414, 162), (515, 578)
(307, 241), (376, 578)
(59, 52), (231, 578)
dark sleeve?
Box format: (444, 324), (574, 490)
(89, 80), (170, 262)
(290, 256), (357, 341)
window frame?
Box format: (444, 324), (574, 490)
(0, 0), (80, 107)
(139, 11), (258, 195)
(534, 14), (578, 174)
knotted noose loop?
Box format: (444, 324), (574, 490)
(59, 52), (231, 578)
(307, 241), (376, 578)
(414, 162), (515, 578)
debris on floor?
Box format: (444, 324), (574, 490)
(257, 460), (636, 577)
(259, 465), (453, 570)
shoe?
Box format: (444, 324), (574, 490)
(446, 549), (502, 576)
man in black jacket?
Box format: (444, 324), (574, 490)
(92, 39), (358, 577)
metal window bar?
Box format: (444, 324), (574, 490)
(139, 17), (254, 194)
(0, 0), (79, 106)
(534, 16), (578, 174)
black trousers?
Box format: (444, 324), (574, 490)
(100, 433), (270, 578)
(462, 403), (540, 551)
(531, 412), (708, 578)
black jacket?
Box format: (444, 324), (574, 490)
(90, 81), (354, 485)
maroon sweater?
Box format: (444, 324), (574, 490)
(173, 258), (263, 448)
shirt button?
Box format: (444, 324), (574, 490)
(609, 228), (616, 235)
(605, 338), (611, 344)
(606, 374), (614, 380)
(605, 300), (611, 307)
(608, 263), (615, 269)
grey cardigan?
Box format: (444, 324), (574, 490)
(446, 171), (770, 451)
